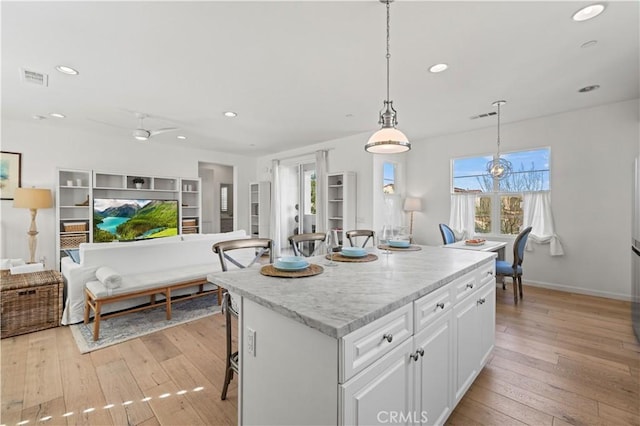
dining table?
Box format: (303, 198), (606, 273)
(441, 239), (507, 260)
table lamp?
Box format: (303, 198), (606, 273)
(13, 187), (53, 264)
(403, 197), (422, 243)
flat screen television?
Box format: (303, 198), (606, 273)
(93, 198), (179, 242)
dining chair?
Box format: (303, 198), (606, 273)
(345, 229), (375, 248)
(288, 232), (327, 257)
(495, 226), (532, 305)
(210, 238), (274, 400)
(439, 223), (456, 245)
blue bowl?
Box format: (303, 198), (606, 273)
(341, 247), (367, 258)
(388, 239), (410, 248)
(274, 256), (309, 269)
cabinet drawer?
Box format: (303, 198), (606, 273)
(414, 284), (451, 333)
(452, 270), (478, 304)
(340, 303), (413, 383)
(477, 261), (496, 286)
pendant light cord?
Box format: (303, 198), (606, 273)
(496, 101), (501, 156)
(386, 0), (391, 103)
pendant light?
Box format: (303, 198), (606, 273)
(486, 100), (512, 180)
(365, 0), (411, 154)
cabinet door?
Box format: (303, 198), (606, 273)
(478, 283), (496, 367)
(341, 338), (414, 426)
(414, 311), (453, 426)
(453, 293), (481, 403)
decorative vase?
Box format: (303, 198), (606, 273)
(135, 183), (142, 189)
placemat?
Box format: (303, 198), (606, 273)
(260, 264), (324, 278)
(377, 244), (422, 252)
(325, 253), (378, 263)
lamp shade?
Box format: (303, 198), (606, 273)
(13, 188), (53, 209)
(403, 197), (422, 212)
(365, 128), (411, 154)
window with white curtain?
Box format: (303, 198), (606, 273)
(452, 148), (550, 236)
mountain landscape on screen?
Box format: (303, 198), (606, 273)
(93, 198), (178, 242)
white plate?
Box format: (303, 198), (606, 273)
(388, 240), (410, 248)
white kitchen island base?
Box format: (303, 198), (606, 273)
(209, 246), (497, 425)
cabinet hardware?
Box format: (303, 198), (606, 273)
(436, 302), (445, 310)
(410, 351), (422, 362)
(466, 283), (474, 289)
(417, 348), (425, 357)
(487, 271), (494, 276)
(382, 333), (393, 343)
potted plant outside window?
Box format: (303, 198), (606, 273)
(133, 177), (145, 189)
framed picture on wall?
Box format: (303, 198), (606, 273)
(0, 151), (22, 200)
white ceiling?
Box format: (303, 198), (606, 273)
(2, 1), (638, 156)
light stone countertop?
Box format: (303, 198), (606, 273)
(207, 245), (495, 338)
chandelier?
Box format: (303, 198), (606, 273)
(486, 100), (512, 180)
(365, 0), (410, 154)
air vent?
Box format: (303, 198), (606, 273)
(20, 68), (48, 87)
(469, 111), (497, 120)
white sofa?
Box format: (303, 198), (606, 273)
(61, 230), (250, 325)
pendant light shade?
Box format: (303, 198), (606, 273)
(365, 0), (410, 154)
(486, 100), (512, 181)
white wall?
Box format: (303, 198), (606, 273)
(406, 99), (640, 300)
(0, 118), (256, 267)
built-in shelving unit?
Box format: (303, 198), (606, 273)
(327, 171), (356, 245)
(249, 181), (271, 238)
(55, 168), (201, 269)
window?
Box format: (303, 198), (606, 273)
(453, 148), (550, 235)
(383, 162), (396, 194)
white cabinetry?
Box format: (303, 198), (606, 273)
(180, 178), (201, 234)
(249, 181), (271, 238)
(55, 169), (201, 269)
(453, 268), (496, 403)
(56, 169), (92, 267)
(327, 172), (356, 245)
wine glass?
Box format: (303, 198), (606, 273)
(381, 225), (394, 254)
(324, 231), (339, 267)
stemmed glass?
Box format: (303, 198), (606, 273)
(324, 230), (340, 267)
(381, 225), (394, 255)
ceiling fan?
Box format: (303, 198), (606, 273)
(131, 112), (178, 141)
(89, 111), (179, 141)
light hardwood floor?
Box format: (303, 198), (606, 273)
(1, 285), (639, 426)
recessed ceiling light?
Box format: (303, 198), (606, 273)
(429, 63), (448, 73)
(572, 4), (605, 21)
(578, 84), (600, 93)
(32, 115), (46, 120)
(55, 65), (79, 75)
(223, 111), (237, 118)
(580, 40), (598, 48)
(177, 135), (187, 140)
(49, 113), (66, 118)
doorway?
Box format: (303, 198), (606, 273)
(278, 159), (316, 253)
(198, 162), (234, 234)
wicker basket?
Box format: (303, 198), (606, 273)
(182, 219), (197, 227)
(63, 222), (87, 232)
(61, 233), (88, 249)
(1, 270), (63, 338)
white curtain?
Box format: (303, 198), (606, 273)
(315, 150), (328, 234)
(449, 194), (476, 240)
(270, 159), (282, 257)
(523, 191), (564, 256)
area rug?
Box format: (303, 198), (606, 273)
(70, 294), (221, 354)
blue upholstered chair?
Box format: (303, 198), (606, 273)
(495, 226), (532, 304)
(439, 223), (456, 245)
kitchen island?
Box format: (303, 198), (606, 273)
(207, 245), (497, 425)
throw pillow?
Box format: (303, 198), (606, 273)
(64, 249), (81, 264)
(95, 266), (123, 289)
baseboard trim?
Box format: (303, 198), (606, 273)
(523, 279), (632, 302)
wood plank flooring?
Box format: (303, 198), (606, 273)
(1, 284), (639, 425)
